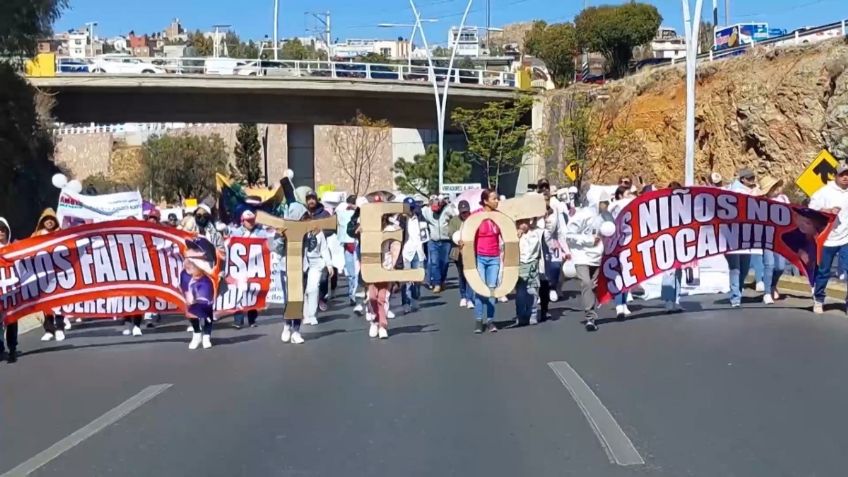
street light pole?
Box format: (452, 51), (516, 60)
(682, 0), (704, 186)
(409, 0), (473, 195)
(273, 0), (279, 60)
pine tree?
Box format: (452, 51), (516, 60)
(232, 123), (264, 186)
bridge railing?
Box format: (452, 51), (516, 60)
(54, 55), (518, 88)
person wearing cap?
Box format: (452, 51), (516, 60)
(421, 195), (455, 293)
(810, 162), (848, 314)
(708, 172), (724, 189)
(400, 196), (426, 314)
(726, 167), (761, 308)
(231, 208), (283, 328)
(32, 208), (67, 342)
(449, 200), (475, 309)
(565, 192), (609, 331)
(759, 177), (789, 305)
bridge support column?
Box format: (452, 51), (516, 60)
(287, 124), (315, 189)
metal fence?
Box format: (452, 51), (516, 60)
(51, 122), (210, 136)
(54, 55), (518, 88)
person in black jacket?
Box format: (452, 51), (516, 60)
(0, 217), (18, 363)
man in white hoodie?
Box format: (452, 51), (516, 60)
(810, 163), (848, 313)
(566, 193), (609, 331)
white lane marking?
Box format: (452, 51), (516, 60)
(1, 384), (172, 477)
(548, 362), (645, 466)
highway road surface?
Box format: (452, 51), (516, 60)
(2, 277), (848, 477)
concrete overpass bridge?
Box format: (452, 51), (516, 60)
(28, 74), (519, 128)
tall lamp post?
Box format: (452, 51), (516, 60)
(273, 0), (279, 60)
(409, 0), (474, 194)
(681, 0), (704, 186)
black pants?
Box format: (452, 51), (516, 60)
(539, 280), (551, 322)
(234, 309), (257, 327)
(123, 315), (143, 327)
(189, 318), (213, 335)
(319, 268), (338, 301)
(1, 322), (18, 353)
(42, 314), (63, 334)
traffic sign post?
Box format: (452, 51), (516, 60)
(796, 149), (838, 196)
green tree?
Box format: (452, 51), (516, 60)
(0, 0), (67, 237)
(698, 20), (714, 54)
(359, 52), (389, 63)
(451, 96), (534, 192)
(231, 123), (263, 186)
(575, 2), (662, 78)
(82, 172), (133, 194)
(524, 21), (578, 88)
(393, 145), (471, 196)
(432, 46), (452, 57)
(141, 134), (229, 202)
(187, 30), (213, 57)
(1, 0), (67, 60)
(280, 38), (309, 60)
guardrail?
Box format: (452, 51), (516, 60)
(53, 55), (518, 88)
(642, 18), (847, 70)
(51, 122), (210, 136)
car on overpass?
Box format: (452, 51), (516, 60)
(234, 60), (300, 77)
(89, 54), (166, 74)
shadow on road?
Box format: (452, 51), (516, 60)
(390, 323), (438, 335)
(19, 334), (264, 356)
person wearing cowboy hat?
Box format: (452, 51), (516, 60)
(181, 237), (219, 350)
(758, 176), (789, 305)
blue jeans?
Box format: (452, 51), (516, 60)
(814, 245), (848, 303)
(727, 254), (752, 306)
(545, 260), (562, 290)
(344, 249), (358, 301)
(515, 278), (535, 321)
(614, 293), (628, 305)
(402, 255), (423, 306)
(427, 240), (452, 286)
(474, 255), (500, 322)
(763, 251), (786, 295)
(750, 254), (764, 284)
(457, 258), (475, 302)
(838, 246), (848, 279)
(661, 269), (682, 303)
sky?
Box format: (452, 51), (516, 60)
(54, 0), (845, 48)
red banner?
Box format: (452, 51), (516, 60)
(0, 220), (197, 323)
(597, 187), (835, 304)
(215, 237), (272, 315)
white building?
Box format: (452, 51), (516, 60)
(650, 26), (687, 59)
(447, 27), (481, 58)
(331, 38), (411, 60)
(67, 30), (88, 58)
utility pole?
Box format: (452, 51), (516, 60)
(681, 0), (705, 186)
(306, 11), (332, 57)
(212, 24), (231, 58)
(712, 0), (718, 26)
(273, 0), (279, 60)
(485, 0), (490, 51)
(85, 21), (98, 57)
(724, 0), (729, 25)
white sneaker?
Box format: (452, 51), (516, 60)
(466, 301), (475, 309)
(304, 316), (318, 326)
(55, 330), (65, 342)
(498, 296), (508, 303)
(549, 290), (559, 302)
(378, 327), (388, 339)
(132, 326), (143, 336)
(387, 310), (396, 320)
(201, 335), (212, 349)
(365, 312), (375, 322)
(281, 325), (291, 343)
(75, 318), (82, 323)
(622, 305), (632, 316)
(459, 298), (467, 308)
(755, 281), (765, 292)
(64, 318), (72, 330)
(122, 328), (132, 336)
(369, 323), (379, 338)
(189, 333), (202, 350)
(763, 294), (774, 305)
(615, 304), (625, 315)
(529, 317), (538, 325)
(186, 325), (194, 332)
(290, 332), (304, 344)
(353, 304), (364, 315)
(41, 332), (54, 342)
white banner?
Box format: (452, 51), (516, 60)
(267, 253), (286, 304)
(57, 190), (143, 228)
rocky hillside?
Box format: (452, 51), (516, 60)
(540, 38), (848, 188)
